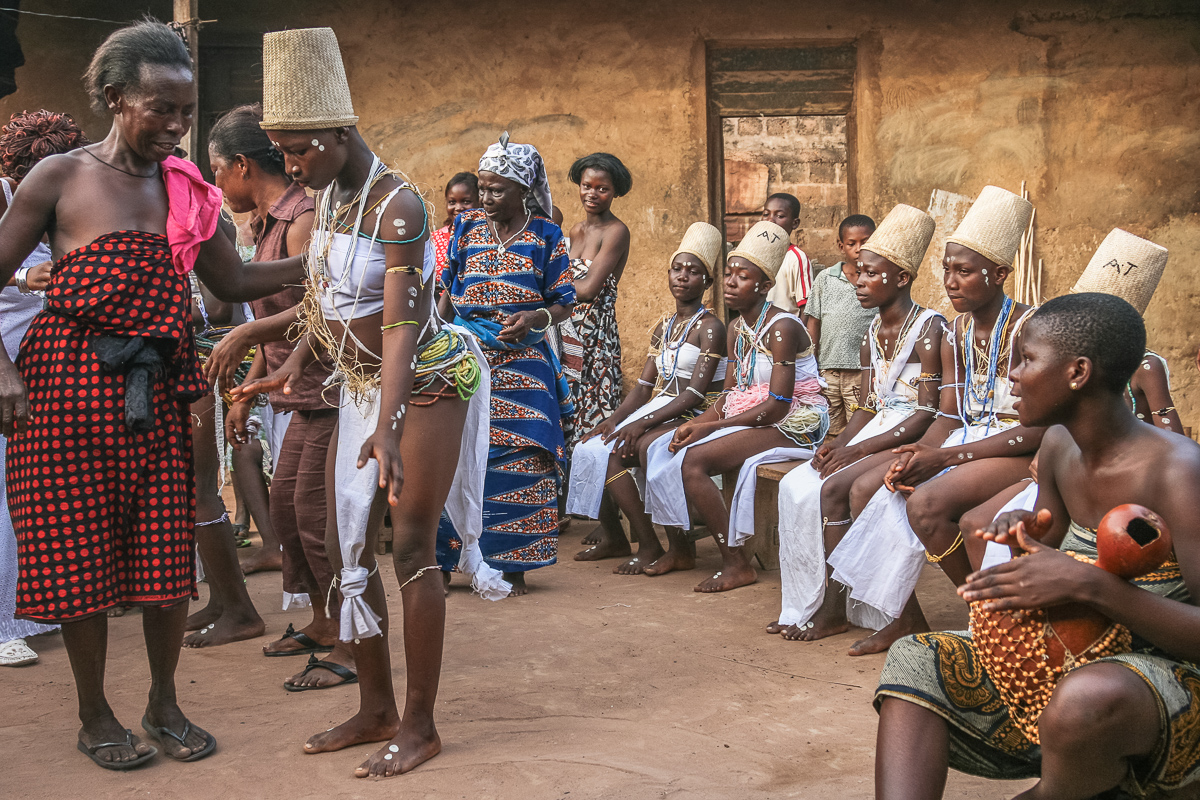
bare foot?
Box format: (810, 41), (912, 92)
(184, 602), (221, 632)
(240, 547), (282, 575)
(694, 564), (757, 593)
(614, 548), (663, 575)
(574, 538), (632, 562)
(355, 723), (442, 778)
(782, 616), (850, 642)
(848, 616), (929, 656)
(284, 651), (357, 690)
(765, 620), (786, 634)
(504, 572), (528, 596)
(182, 614), (265, 648)
(643, 548), (696, 576)
(78, 715), (154, 767)
(304, 708), (400, 754)
(580, 523), (604, 545)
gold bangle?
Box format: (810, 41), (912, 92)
(381, 320), (418, 331)
(605, 469), (630, 486)
(386, 265), (422, 274)
(925, 532), (964, 564)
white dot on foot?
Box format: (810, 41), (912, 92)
(389, 744), (399, 753)
(384, 753), (393, 760)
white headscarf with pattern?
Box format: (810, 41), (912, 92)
(478, 132), (553, 217)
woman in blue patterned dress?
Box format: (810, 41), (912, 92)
(438, 134), (575, 595)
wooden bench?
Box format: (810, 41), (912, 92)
(720, 460), (810, 570)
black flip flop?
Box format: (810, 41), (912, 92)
(283, 653), (358, 692)
(77, 728), (157, 770)
(140, 715), (217, 762)
(263, 622), (335, 657)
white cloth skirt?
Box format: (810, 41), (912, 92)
(827, 423), (1013, 623)
(565, 393), (675, 519)
(775, 407), (911, 629)
(643, 425), (817, 537)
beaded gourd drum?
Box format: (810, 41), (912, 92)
(969, 504), (1173, 744)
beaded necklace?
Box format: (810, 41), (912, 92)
(956, 294), (1015, 436)
(868, 303), (925, 405)
(734, 301), (773, 389)
(656, 306), (707, 389)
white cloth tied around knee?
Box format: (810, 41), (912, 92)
(565, 393), (675, 519)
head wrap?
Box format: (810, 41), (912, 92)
(478, 132), (553, 217)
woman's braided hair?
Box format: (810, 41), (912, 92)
(0, 109), (90, 182)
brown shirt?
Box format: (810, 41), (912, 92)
(248, 183), (331, 412)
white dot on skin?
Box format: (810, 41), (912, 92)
(408, 299), (415, 308)
(311, 139), (319, 146)
(408, 287), (418, 297)
(389, 745), (399, 753)
(384, 753), (393, 761)
(318, 144), (325, 151)
(394, 219), (405, 227)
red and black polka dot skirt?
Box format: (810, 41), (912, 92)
(9, 231), (208, 622)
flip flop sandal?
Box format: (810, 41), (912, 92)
(263, 622), (336, 657)
(78, 728), (157, 770)
(284, 654), (358, 692)
(140, 715), (217, 762)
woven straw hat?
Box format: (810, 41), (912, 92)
(1070, 228), (1168, 316)
(670, 222), (723, 275)
(860, 204), (936, 278)
(729, 220), (790, 280)
(261, 28), (359, 130)
(945, 185), (1033, 267)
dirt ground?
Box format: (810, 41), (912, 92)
(4, 525), (1036, 800)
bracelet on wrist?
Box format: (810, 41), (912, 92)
(14, 267), (31, 294)
(531, 307), (554, 333)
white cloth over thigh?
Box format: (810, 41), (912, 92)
(827, 422), (1013, 623)
(334, 389), (385, 641)
(440, 324), (510, 601)
(775, 406), (911, 629)
(980, 481), (1039, 570)
(727, 441), (818, 547)
(565, 393), (675, 519)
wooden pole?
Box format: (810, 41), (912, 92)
(174, 0), (200, 163)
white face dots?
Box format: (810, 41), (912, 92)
(882, 273), (888, 284)
(309, 138), (325, 152)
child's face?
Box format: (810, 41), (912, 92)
(668, 253), (710, 303)
(942, 243), (1008, 314)
(445, 182), (477, 221)
(837, 225), (873, 265)
(761, 199), (798, 234)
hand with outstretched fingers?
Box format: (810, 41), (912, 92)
(581, 417), (617, 445)
(0, 358), (29, 437)
(359, 431), (404, 506)
(229, 361), (300, 403)
(959, 519), (1098, 612)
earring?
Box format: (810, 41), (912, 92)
(1070, 382), (1079, 390)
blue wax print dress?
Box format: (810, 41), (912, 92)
(438, 209), (575, 572)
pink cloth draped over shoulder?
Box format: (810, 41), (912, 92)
(161, 155), (222, 275)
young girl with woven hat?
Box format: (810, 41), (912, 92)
(640, 220), (830, 592)
(566, 222), (727, 573)
(232, 26), (502, 779)
(825, 185), (1045, 656)
(769, 204), (946, 643)
(958, 227), (1179, 568)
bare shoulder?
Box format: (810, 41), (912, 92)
(12, 150), (81, 201)
(701, 312), (727, 340)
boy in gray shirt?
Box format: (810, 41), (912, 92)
(804, 214), (877, 436)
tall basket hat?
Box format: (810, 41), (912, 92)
(671, 222), (723, 276)
(1070, 228), (1168, 316)
(945, 185), (1033, 267)
(860, 203), (936, 278)
(260, 27), (359, 130)
(728, 220), (790, 280)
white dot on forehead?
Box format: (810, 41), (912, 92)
(311, 138), (319, 146)
(318, 144), (325, 151)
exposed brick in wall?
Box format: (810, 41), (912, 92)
(722, 115), (848, 269)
